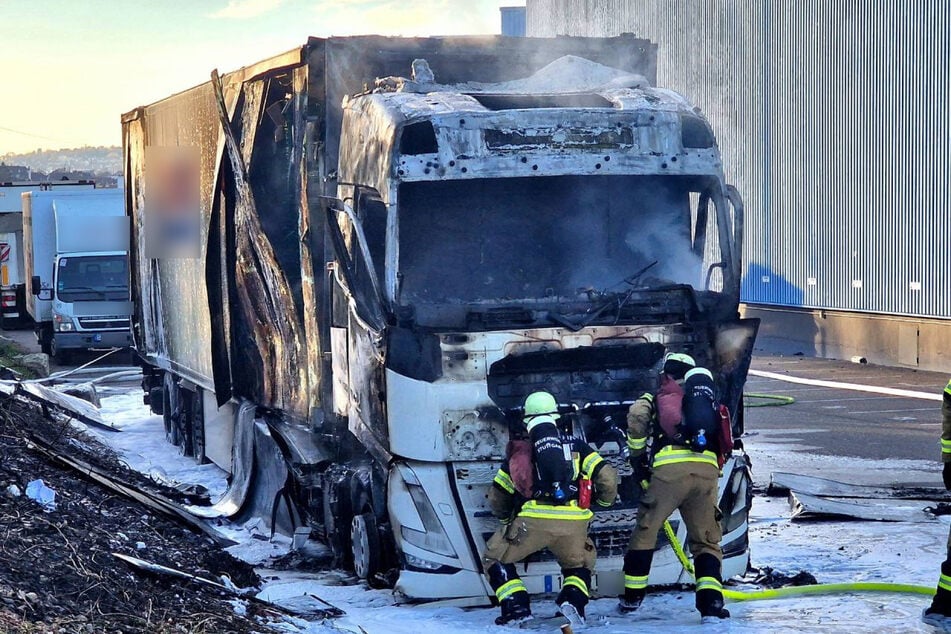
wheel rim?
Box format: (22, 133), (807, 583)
(351, 515), (371, 579)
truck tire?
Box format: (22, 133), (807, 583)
(322, 478), (353, 569)
(148, 387), (164, 416)
(351, 512), (382, 582)
(163, 375), (181, 447)
(39, 327), (52, 356)
(191, 389), (207, 465)
(177, 388), (195, 458)
(50, 337), (71, 365)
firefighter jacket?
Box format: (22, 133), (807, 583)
(489, 439), (618, 523)
(942, 378), (951, 463)
(626, 374), (721, 471)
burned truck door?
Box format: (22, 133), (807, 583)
(324, 197), (390, 462)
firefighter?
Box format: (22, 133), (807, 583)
(620, 353), (732, 622)
(483, 391), (618, 626)
(923, 378), (951, 628)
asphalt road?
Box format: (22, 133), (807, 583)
(743, 354), (947, 487)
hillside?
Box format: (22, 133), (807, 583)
(0, 146), (121, 176)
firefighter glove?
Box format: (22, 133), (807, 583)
(630, 455), (651, 488)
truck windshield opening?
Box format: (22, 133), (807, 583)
(56, 255), (129, 302)
(398, 175), (729, 308)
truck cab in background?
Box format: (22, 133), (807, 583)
(22, 189), (132, 363)
(0, 181), (96, 329)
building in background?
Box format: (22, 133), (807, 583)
(500, 6), (526, 36)
(527, 0), (950, 371)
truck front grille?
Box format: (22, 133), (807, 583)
(78, 317), (130, 330)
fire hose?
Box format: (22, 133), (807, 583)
(661, 520), (935, 601)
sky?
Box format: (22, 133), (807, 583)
(0, 0), (521, 155)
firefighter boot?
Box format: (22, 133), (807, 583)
(488, 562), (532, 625)
(923, 560), (951, 629)
(619, 549), (653, 613)
(694, 553), (730, 621)
(556, 567), (590, 627)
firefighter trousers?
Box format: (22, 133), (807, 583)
(483, 515), (597, 570)
(627, 461), (722, 560)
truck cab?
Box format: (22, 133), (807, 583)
(48, 250), (131, 361)
(22, 189), (132, 363)
(325, 58), (757, 601)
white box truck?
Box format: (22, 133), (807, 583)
(0, 181), (95, 328)
(22, 189), (132, 363)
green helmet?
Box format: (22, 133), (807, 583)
(523, 391), (560, 427)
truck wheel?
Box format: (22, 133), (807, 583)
(322, 481), (353, 569)
(191, 389), (207, 465)
(351, 512), (381, 581)
(50, 338), (71, 365)
(163, 375), (181, 447)
(39, 329), (52, 356)
(177, 389), (195, 458)
(149, 387), (164, 416)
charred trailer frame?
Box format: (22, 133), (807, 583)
(123, 34), (757, 605)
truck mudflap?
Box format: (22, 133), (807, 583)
(390, 454), (752, 603)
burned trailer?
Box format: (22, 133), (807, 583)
(123, 34), (757, 605)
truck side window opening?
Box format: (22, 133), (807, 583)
(355, 189), (387, 296)
(397, 175), (728, 307)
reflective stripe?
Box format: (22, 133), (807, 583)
(696, 576), (723, 592)
(652, 446), (719, 469)
(596, 499), (612, 507)
(940, 573), (951, 593)
(496, 579), (527, 601)
(519, 500), (593, 521)
(494, 470), (516, 494)
(942, 439), (951, 455)
(627, 436), (647, 451)
(624, 574), (648, 589)
(581, 452), (603, 477)
(563, 575), (589, 596)
(641, 393), (654, 402)
(945, 379), (951, 396)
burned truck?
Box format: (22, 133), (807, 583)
(124, 35), (758, 603)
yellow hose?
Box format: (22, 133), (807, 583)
(743, 393), (795, 407)
(662, 520), (935, 601)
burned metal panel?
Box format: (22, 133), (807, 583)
(213, 73), (309, 419)
(123, 83), (222, 388)
(305, 34), (657, 196)
(528, 0), (951, 321)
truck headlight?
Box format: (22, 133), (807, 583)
(53, 314), (74, 332)
(398, 467), (458, 558)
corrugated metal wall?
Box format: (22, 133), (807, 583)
(528, 0), (950, 320)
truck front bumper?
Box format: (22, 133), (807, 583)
(54, 329), (132, 351)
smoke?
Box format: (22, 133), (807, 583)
(554, 175), (707, 293)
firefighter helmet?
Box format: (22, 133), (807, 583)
(523, 391), (560, 425)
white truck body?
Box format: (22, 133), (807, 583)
(0, 181), (95, 328)
(22, 189), (132, 359)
